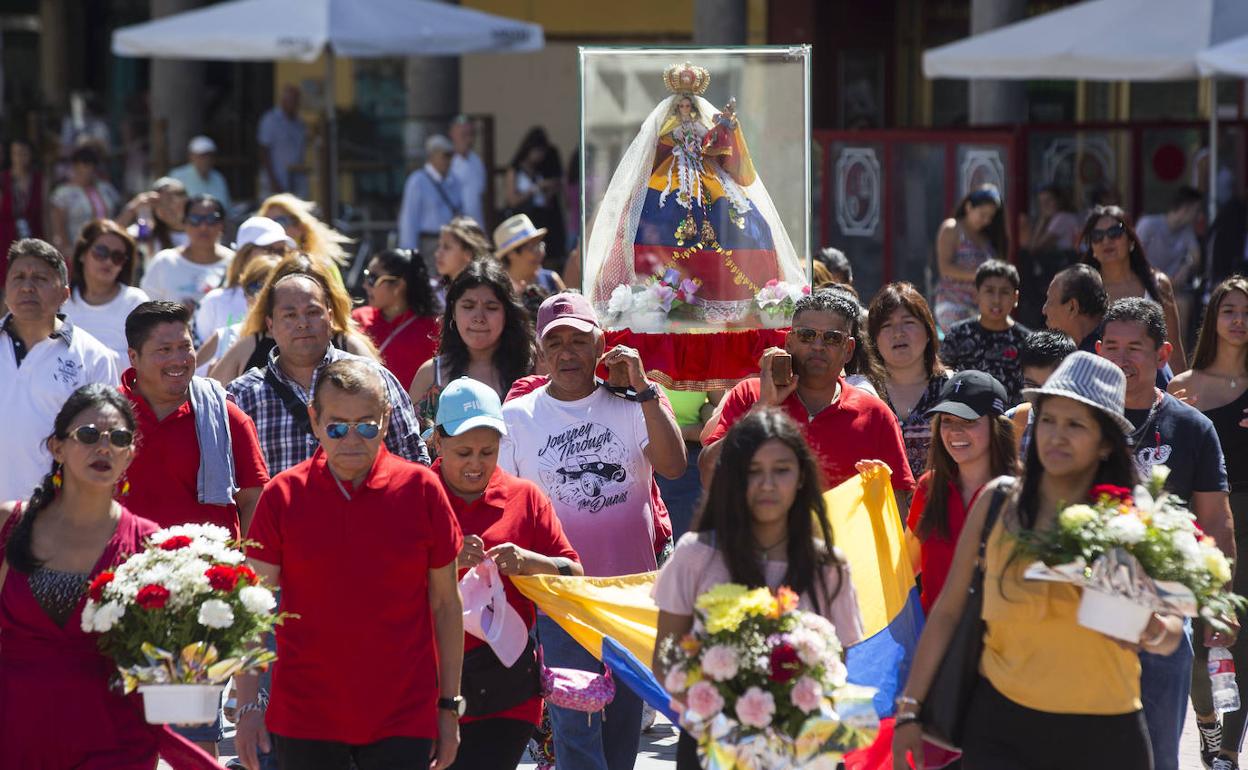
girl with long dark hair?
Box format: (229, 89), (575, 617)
(1167, 275), (1248, 769)
(351, 248), (440, 389)
(408, 259), (535, 431)
(933, 184), (1008, 332)
(892, 352), (1184, 770)
(907, 370), (1017, 614)
(0, 385), (217, 768)
(654, 408), (864, 770)
(1080, 204), (1187, 372)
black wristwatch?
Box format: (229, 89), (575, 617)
(633, 384), (659, 403)
(438, 696), (466, 716)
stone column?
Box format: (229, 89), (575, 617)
(694, 0), (748, 44)
(149, 0), (205, 174)
(968, 0), (1027, 125)
(39, 0), (69, 111)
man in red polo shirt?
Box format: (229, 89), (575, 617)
(234, 358), (464, 770)
(701, 289), (914, 496)
(120, 301), (269, 536)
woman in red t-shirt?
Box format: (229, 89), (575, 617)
(431, 377), (582, 770)
(906, 370), (1018, 613)
(352, 248), (440, 390)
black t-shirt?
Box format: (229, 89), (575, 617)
(1124, 392), (1227, 501)
(941, 319), (1031, 405)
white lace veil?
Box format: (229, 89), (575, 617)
(583, 94), (807, 312)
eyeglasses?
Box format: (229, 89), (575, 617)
(324, 422), (381, 440)
(1089, 223), (1127, 244)
(363, 270), (399, 288)
(244, 280), (265, 298)
(271, 214), (297, 228)
(89, 242), (127, 266)
(68, 424), (134, 448)
(186, 212), (223, 227)
(792, 327), (849, 346)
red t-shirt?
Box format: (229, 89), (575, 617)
(703, 377), (916, 493)
(435, 461), (580, 725)
(352, 306), (439, 390)
(246, 446), (463, 743)
(906, 470), (983, 614)
(120, 370), (270, 536)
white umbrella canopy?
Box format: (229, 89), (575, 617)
(112, 0), (544, 61)
(1199, 35), (1248, 77)
(924, 0), (1248, 81)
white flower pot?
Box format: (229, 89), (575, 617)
(1077, 588), (1154, 642)
(629, 311), (669, 334)
(757, 311), (792, 329)
(138, 683), (224, 725)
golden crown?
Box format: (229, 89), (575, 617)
(663, 62), (711, 95)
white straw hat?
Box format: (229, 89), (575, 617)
(492, 213), (547, 257)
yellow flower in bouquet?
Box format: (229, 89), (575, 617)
(696, 584), (777, 633)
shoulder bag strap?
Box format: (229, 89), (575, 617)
(422, 170), (463, 217)
(263, 367), (312, 437)
(975, 480), (1012, 573)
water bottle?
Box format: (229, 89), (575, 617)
(1209, 647), (1241, 713)
(136, 203), (153, 241)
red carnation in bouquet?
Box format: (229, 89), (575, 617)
(235, 564), (260, 586)
(1089, 484), (1133, 504)
(88, 571), (114, 602)
(769, 641), (801, 683)
(135, 584), (171, 610)
(159, 535), (193, 551)
(205, 565), (239, 592)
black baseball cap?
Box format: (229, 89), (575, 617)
(924, 370), (1007, 421)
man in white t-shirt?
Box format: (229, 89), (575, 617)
(0, 239), (118, 503)
(499, 292), (685, 770)
(449, 116), (487, 225)
(257, 85), (307, 197)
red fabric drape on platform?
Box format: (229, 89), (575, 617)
(603, 328), (789, 390)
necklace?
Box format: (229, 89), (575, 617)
(753, 534), (787, 557)
(1206, 370), (1243, 389)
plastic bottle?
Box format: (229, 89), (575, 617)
(1209, 646), (1241, 713)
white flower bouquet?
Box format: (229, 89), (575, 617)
(1016, 466), (1245, 640)
(754, 281), (811, 328)
(658, 584), (876, 770)
(81, 524), (284, 722)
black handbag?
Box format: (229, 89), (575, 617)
(461, 634), (542, 717)
(918, 483), (1009, 750)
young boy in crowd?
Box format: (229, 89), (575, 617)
(1005, 329), (1077, 456)
(940, 259), (1032, 405)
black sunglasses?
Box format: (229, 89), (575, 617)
(90, 242), (127, 266)
(68, 424), (134, 448)
(792, 327), (849, 346)
(244, 280), (265, 297)
(1089, 223), (1127, 245)
(186, 212), (223, 227)
(363, 270), (399, 288)
(271, 214), (298, 228)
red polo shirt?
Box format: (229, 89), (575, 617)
(247, 445), (462, 744)
(703, 377), (915, 493)
(907, 471), (983, 614)
(434, 460), (580, 726)
(352, 306), (439, 390)
(120, 370), (270, 535)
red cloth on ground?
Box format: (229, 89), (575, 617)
(907, 471), (982, 614)
(436, 461), (580, 726)
(842, 717), (962, 770)
(704, 377), (916, 493)
(602, 327), (788, 391)
(247, 446), (462, 744)
(505, 374), (674, 551)
(0, 507), (219, 770)
(352, 306), (439, 390)
(120, 369), (270, 537)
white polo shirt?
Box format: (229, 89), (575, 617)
(0, 316), (119, 503)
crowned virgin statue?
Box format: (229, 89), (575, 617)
(585, 61), (806, 325)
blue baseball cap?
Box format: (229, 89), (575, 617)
(434, 377), (507, 437)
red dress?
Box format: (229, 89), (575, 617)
(0, 506), (218, 769)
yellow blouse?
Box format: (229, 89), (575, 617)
(979, 517), (1142, 715)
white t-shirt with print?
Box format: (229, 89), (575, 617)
(499, 385), (656, 578)
(0, 320), (119, 503)
(62, 284), (149, 365)
(139, 248), (231, 309)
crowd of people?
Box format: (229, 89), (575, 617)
(0, 132), (1247, 770)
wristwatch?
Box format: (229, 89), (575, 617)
(438, 696), (466, 716)
(634, 384), (659, 403)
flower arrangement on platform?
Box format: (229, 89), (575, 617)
(81, 524), (284, 719)
(658, 583), (876, 769)
(606, 268), (702, 331)
(753, 280), (810, 327)
(1016, 465), (1245, 640)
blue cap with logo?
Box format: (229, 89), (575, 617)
(434, 377), (508, 437)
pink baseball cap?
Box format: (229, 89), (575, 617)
(537, 292), (600, 339)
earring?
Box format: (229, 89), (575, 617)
(117, 476), (130, 496)
(51, 466), (63, 489)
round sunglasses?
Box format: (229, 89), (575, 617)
(325, 422), (381, 440)
(68, 424), (135, 448)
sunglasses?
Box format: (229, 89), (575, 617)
(186, 212), (223, 227)
(90, 242), (127, 266)
(1089, 223), (1127, 244)
(325, 422), (381, 440)
(792, 327), (849, 346)
(363, 270), (399, 288)
(68, 424), (134, 448)
(244, 280), (265, 298)
(271, 214), (298, 228)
